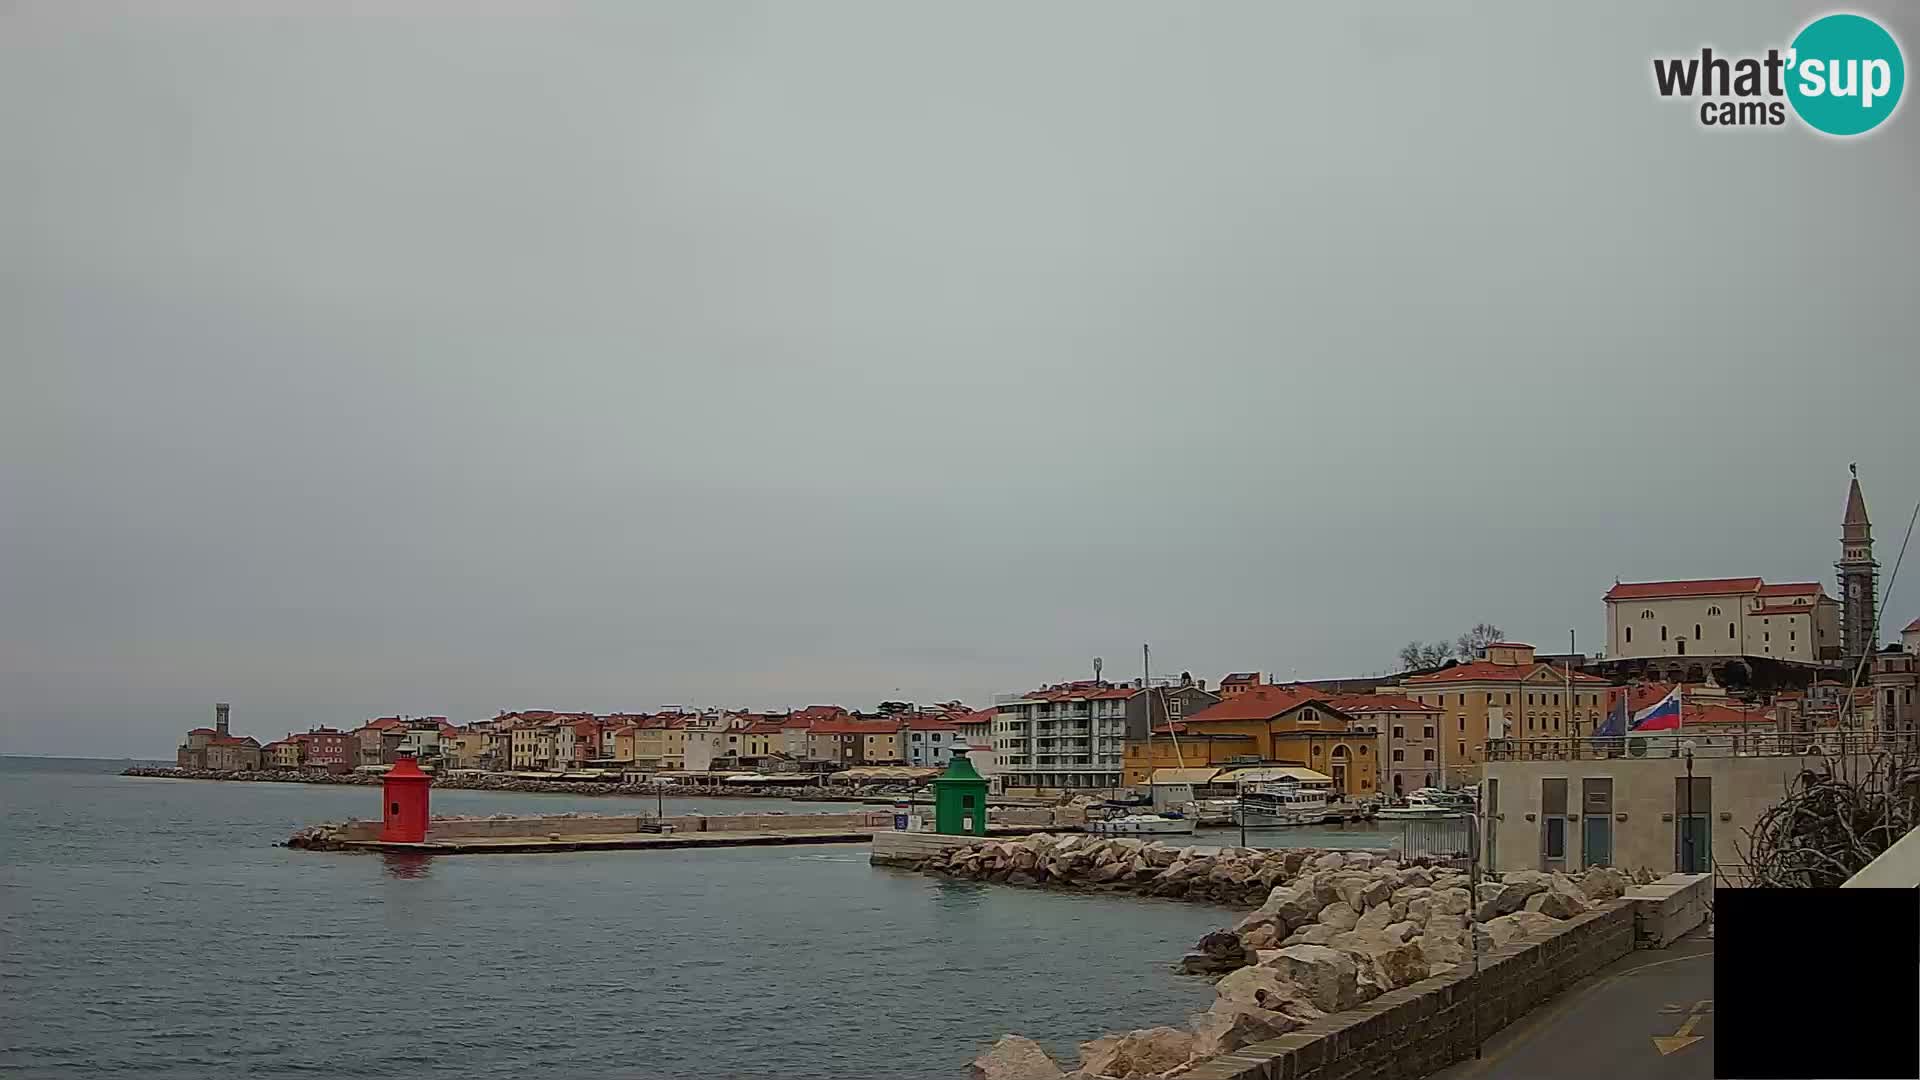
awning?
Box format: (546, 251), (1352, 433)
(1150, 767), (1223, 785)
(1217, 766), (1333, 786)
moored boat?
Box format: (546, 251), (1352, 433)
(1232, 780), (1330, 826)
(1086, 812), (1197, 836)
(1375, 787), (1475, 820)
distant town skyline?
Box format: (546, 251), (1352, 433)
(4, 2), (1917, 758)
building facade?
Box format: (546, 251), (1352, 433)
(1139, 685), (1380, 798)
(1604, 578), (1839, 665)
(1394, 642), (1613, 781)
(1875, 649), (1919, 734)
(991, 682), (1134, 793)
(1326, 693), (1443, 796)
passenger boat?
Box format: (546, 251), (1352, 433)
(1086, 812), (1197, 836)
(1232, 781), (1331, 826)
(1375, 787), (1475, 820)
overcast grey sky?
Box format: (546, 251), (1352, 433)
(4, 2), (1916, 756)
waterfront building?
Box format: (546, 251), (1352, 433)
(1905, 616), (1920, 656)
(992, 678), (1217, 795)
(1324, 693), (1443, 797)
(901, 716), (964, 767)
(1131, 685), (1380, 798)
(293, 727), (353, 772)
(265, 738), (300, 769)
(1483, 724), (1911, 881)
(1391, 642), (1612, 782)
(353, 717), (407, 767)
(174, 702), (234, 769)
(806, 719), (901, 767)
(204, 735), (262, 771)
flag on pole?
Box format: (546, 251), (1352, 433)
(1630, 686), (1683, 732)
(1595, 690), (1629, 738)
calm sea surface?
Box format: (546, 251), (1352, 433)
(0, 757), (1410, 1079)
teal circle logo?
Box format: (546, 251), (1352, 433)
(1786, 14), (1905, 135)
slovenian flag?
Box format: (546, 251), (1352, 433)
(1630, 686), (1683, 732)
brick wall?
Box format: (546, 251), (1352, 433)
(1184, 901), (1639, 1080)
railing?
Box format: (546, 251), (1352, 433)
(1396, 816), (1475, 862)
(1486, 729), (1920, 761)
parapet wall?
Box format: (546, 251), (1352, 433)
(1185, 901), (1640, 1080)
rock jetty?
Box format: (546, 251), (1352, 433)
(961, 838), (1636, 1079)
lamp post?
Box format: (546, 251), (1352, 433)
(1681, 743), (1696, 873)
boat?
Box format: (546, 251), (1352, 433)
(1087, 812), (1197, 836)
(1375, 788), (1475, 820)
(1232, 781), (1330, 826)
(1182, 798), (1239, 826)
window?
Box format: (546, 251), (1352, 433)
(1457, 716), (1465, 732)
(1764, 632), (1770, 642)
(1358, 745), (1369, 756)
(1694, 624), (1702, 640)
(1392, 725), (1405, 739)
(1392, 748), (1405, 762)
(1641, 609), (1655, 619)
(1505, 693), (1513, 705)
(1456, 741), (1466, 758)
(1423, 749), (1435, 761)
(1545, 817), (1566, 859)
(1528, 693), (1535, 705)
(1707, 605), (1721, 616)
(1626, 627), (1632, 643)
(1458, 694), (1465, 706)
(1661, 625), (1669, 641)
(1424, 725), (1435, 739)
(1729, 622), (1736, 638)
(1790, 631), (1796, 641)
(1311, 744), (1321, 756)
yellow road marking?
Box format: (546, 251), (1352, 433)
(1652, 999), (1711, 1056)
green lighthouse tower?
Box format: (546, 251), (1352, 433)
(931, 749), (990, 836)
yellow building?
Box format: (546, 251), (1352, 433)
(1394, 641), (1613, 782)
(632, 719), (689, 770)
(1125, 686), (1379, 797)
(604, 725), (637, 764)
(267, 739), (302, 769)
(860, 728), (902, 765)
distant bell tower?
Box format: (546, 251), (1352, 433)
(215, 702), (231, 738)
(1837, 465), (1879, 667)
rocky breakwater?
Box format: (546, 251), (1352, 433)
(908, 833), (1410, 908)
(970, 853), (1636, 1080)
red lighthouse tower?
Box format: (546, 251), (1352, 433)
(380, 754), (432, 842)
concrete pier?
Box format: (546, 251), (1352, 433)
(346, 828), (876, 855)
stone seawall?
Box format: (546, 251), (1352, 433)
(1181, 900), (1639, 1080)
(293, 810), (895, 847)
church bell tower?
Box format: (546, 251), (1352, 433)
(1837, 465), (1878, 668)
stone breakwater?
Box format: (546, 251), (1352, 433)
(120, 765), (906, 801)
(949, 835), (1638, 1080)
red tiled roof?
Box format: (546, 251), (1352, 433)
(1905, 617), (1920, 634)
(188, 727), (217, 736)
(1326, 693), (1440, 714)
(1605, 577), (1763, 600)
(208, 735), (259, 746)
(811, 719), (901, 736)
(742, 722), (786, 735)
(1183, 685), (1328, 722)
(949, 708), (997, 727)
(901, 717), (962, 732)
(1405, 660), (1609, 685)
(1758, 582), (1825, 597)
(1220, 672), (1260, 684)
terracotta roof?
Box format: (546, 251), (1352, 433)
(901, 717), (962, 732)
(741, 722), (785, 735)
(1220, 672), (1260, 684)
(1182, 685), (1329, 722)
(1485, 642), (1531, 649)
(187, 727), (217, 736)
(1758, 582), (1825, 597)
(811, 719), (901, 736)
(1405, 660), (1609, 685)
(1605, 577), (1762, 600)
(1008, 680), (1139, 703)
(1905, 617), (1920, 634)
(949, 708), (997, 726)
(1326, 693), (1440, 714)
(208, 735), (259, 746)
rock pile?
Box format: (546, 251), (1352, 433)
(972, 855), (1636, 1079)
(904, 833), (1431, 908)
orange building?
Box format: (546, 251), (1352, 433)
(1124, 685), (1379, 797)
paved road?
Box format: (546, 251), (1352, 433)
(1433, 930), (1715, 1080)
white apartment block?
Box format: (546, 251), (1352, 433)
(990, 682), (1132, 793)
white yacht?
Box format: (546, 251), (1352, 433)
(1086, 812), (1197, 836)
(1232, 781), (1331, 826)
(1375, 787), (1475, 820)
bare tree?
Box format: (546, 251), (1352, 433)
(1454, 622), (1505, 660)
(1398, 641), (1454, 671)
(1733, 737), (1919, 887)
